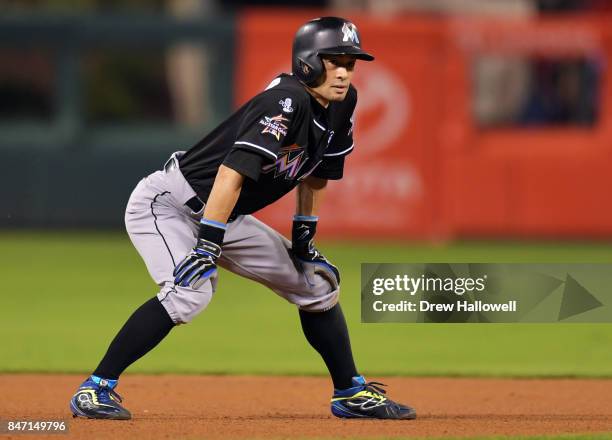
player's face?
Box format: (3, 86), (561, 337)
(308, 55), (357, 107)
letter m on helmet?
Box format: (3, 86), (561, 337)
(341, 22), (360, 44)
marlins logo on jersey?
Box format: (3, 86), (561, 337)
(261, 144), (306, 180)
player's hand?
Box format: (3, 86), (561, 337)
(292, 215), (340, 289)
(173, 238), (221, 290)
(295, 247), (341, 290)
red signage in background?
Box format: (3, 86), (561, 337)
(438, 16), (612, 238)
(236, 11), (445, 239)
(237, 11), (612, 240)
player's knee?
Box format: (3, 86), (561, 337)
(298, 286), (339, 312)
(156, 281), (215, 324)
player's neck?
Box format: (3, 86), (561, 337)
(304, 86), (329, 108)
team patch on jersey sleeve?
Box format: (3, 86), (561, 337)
(279, 98), (294, 113)
(259, 114), (290, 141)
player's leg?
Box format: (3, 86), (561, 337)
(221, 215), (356, 387)
(219, 215), (415, 419)
(70, 162), (215, 420)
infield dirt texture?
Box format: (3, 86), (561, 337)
(2, 375), (612, 439)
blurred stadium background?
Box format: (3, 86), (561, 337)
(2, 0), (612, 378)
(2, 0), (612, 237)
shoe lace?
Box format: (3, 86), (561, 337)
(362, 381), (387, 400)
(98, 386), (123, 403)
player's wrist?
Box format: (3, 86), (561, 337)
(292, 215), (318, 256)
(293, 215), (319, 222)
(197, 218), (226, 258)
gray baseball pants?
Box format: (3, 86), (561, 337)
(124, 152), (339, 324)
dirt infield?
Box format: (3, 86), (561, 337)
(1, 375), (612, 439)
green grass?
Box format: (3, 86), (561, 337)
(2, 231), (612, 377)
(233, 434), (612, 440)
(315, 435), (612, 440)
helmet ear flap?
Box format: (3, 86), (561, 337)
(298, 58), (312, 76)
(296, 55), (324, 86)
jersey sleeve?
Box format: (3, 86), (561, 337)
(310, 155), (346, 180)
(223, 148), (264, 181)
(232, 89), (300, 163)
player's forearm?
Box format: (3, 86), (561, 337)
(203, 165), (245, 223)
(296, 176), (328, 216)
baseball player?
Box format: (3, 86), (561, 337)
(69, 16), (416, 421)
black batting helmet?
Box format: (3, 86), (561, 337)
(292, 17), (375, 86)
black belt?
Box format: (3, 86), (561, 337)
(164, 159), (204, 213)
(185, 196), (204, 213)
(166, 156), (238, 222)
(185, 196), (238, 223)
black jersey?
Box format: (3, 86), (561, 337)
(179, 73), (357, 216)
